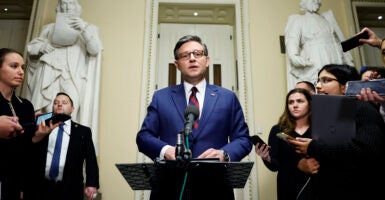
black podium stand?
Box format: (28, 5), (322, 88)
(116, 159), (254, 200)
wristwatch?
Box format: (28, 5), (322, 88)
(222, 150), (230, 162)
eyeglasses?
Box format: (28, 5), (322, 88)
(314, 77), (338, 85)
(177, 50), (206, 60)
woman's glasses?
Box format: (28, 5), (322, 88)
(314, 77), (338, 85)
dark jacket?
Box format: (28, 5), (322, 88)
(306, 101), (385, 200)
(0, 93), (35, 200)
(28, 121), (99, 200)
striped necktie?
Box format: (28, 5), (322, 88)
(189, 87), (200, 128)
(49, 123), (64, 180)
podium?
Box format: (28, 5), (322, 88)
(116, 159), (254, 200)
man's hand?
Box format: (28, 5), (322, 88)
(164, 146), (176, 160)
(84, 187), (98, 200)
(198, 148), (224, 161)
(359, 27), (382, 49)
(32, 120), (60, 143)
(297, 157), (320, 174)
(356, 88), (385, 103)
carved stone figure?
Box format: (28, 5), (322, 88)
(25, 0), (102, 144)
(285, 0), (353, 90)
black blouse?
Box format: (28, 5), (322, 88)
(0, 92), (35, 200)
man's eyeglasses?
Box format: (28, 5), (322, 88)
(177, 50), (206, 60)
(314, 77), (338, 85)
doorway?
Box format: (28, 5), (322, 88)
(349, 0), (385, 67)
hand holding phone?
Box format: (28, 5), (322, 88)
(341, 31), (369, 52)
(36, 112), (53, 125)
(346, 79), (385, 96)
(36, 113), (71, 125)
(250, 135), (266, 145)
(276, 132), (295, 141)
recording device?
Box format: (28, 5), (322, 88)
(36, 112), (71, 125)
(184, 105), (199, 134)
(345, 79), (385, 96)
(250, 135), (266, 145)
(276, 132), (295, 141)
(341, 31), (369, 52)
(175, 132), (185, 161)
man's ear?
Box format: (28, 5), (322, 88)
(205, 56), (210, 67)
(174, 60), (179, 70)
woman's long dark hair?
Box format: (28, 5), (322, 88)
(278, 88), (312, 135)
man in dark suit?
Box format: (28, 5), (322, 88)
(136, 35), (252, 200)
(27, 92), (99, 200)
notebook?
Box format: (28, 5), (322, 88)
(311, 94), (356, 145)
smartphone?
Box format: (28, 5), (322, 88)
(36, 113), (71, 125)
(36, 112), (53, 125)
(341, 31), (369, 52)
(276, 132), (295, 141)
(345, 79), (385, 96)
(250, 135), (266, 145)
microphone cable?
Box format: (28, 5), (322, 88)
(296, 176), (311, 200)
(178, 133), (191, 200)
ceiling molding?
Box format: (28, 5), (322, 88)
(158, 3), (235, 25)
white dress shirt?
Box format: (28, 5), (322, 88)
(45, 120), (71, 181)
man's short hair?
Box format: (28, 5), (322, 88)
(56, 92), (74, 106)
(360, 66), (385, 78)
(296, 81), (316, 93)
(173, 35), (208, 60)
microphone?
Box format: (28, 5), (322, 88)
(184, 105), (199, 135)
(175, 132), (184, 161)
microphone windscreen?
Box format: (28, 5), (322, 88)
(184, 105), (199, 120)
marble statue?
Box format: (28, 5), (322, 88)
(284, 0), (353, 90)
(25, 0), (103, 146)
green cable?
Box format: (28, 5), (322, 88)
(179, 171), (189, 200)
(178, 134), (191, 200)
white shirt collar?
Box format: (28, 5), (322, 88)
(184, 79), (206, 95)
(59, 119), (71, 135)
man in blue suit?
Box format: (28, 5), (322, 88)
(136, 35), (252, 199)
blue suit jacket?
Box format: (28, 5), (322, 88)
(137, 84), (252, 161)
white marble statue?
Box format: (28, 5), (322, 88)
(284, 0), (353, 90)
(25, 0), (102, 145)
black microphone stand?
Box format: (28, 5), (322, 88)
(175, 128), (193, 200)
(175, 105), (198, 199)
(175, 129), (192, 168)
